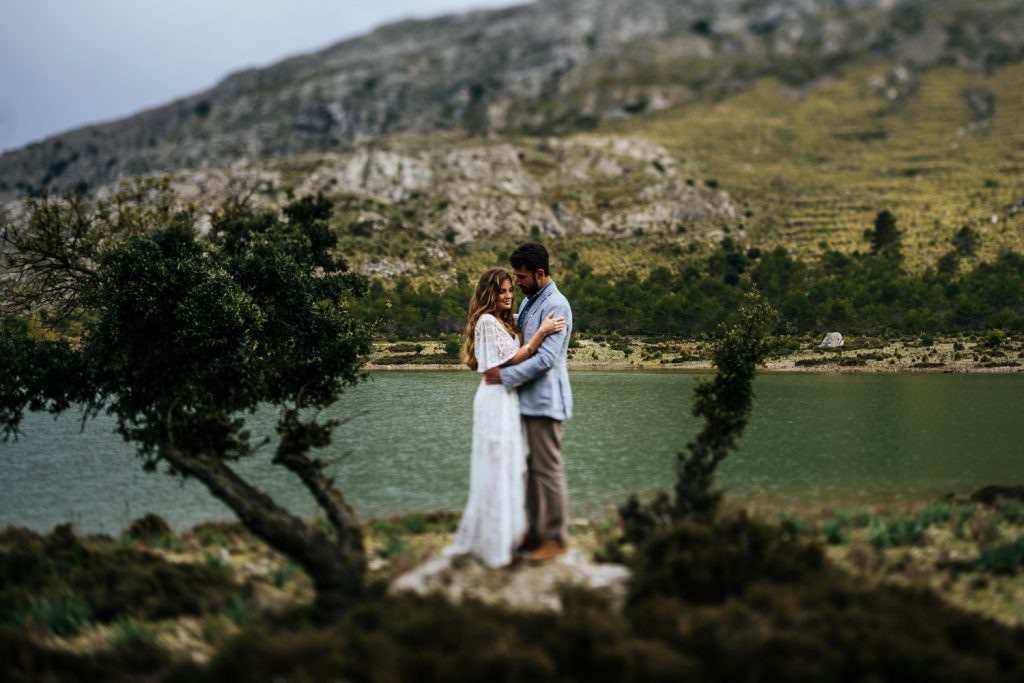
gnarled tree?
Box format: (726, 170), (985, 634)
(1, 181), (372, 621)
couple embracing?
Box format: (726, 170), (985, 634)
(444, 243), (573, 567)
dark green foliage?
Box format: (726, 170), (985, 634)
(169, 592), (700, 683)
(614, 493), (675, 554)
(970, 484), (1024, 506)
(126, 513), (173, 542)
(0, 525), (236, 625)
(0, 318), (84, 439)
(1, 625), (171, 683)
(628, 513), (824, 606)
(4, 186), (371, 457)
(2, 186), (373, 620)
(359, 239), (1024, 339)
(953, 225), (980, 257)
(868, 210), (902, 257)
(609, 292), (777, 554)
(674, 292), (778, 519)
(24, 595), (91, 636)
(977, 536), (1024, 574)
(868, 516), (926, 547)
(443, 332), (461, 357)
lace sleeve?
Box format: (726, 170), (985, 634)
(475, 315), (519, 372)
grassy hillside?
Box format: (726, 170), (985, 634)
(321, 59), (1023, 286)
(609, 60), (1024, 268)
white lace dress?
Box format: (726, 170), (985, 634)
(443, 313), (528, 567)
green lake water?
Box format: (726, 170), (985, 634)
(1, 371), (1022, 533)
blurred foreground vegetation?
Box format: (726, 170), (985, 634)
(3, 488), (1024, 682)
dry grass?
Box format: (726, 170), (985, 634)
(610, 61), (1024, 269)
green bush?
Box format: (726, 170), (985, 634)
(1, 625), (172, 682)
(23, 595), (92, 637)
(110, 616), (156, 646)
(823, 520), (849, 545)
(443, 333), (462, 358)
(628, 513), (824, 606)
(0, 525), (237, 624)
(376, 535), (408, 560)
(224, 595), (252, 627)
(125, 513), (172, 543)
(271, 562), (302, 589)
(868, 517), (925, 548)
(197, 529), (229, 547)
(976, 536), (1024, 574)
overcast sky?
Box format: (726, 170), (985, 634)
(0, 0), (525, 154)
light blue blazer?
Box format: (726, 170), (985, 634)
(499, 280), (573, 421)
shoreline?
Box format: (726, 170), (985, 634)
(367, 336), (1024, 374)
(366, 359), (1024, 374)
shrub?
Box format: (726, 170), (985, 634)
(376, 535), (408, 560)
(111, 616), (156, 646)
(443, 333), (461, 358)
(1, 624), (172, 681)
(0, 525), (237, 624)
(628, 513), (824, 606)
(27, 595), (92, 637)
(126, 513), (172, 542)
(224, 595), (252, 627)
(271, 562), (302, 589)
(976, 536), (1024, 574)
(197, 529), (229, 547)
(823, 520), (849, 545)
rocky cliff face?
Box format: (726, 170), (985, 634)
(143, 134), (738, 252)
(1, 0), (1021, 203)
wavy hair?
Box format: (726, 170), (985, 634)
(461, 268), (517, 370)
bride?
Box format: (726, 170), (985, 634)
(444, 268), (565, 567)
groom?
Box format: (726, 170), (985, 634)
(484, 243), (573, 562)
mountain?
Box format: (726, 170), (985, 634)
(1, 0), (1022, 204)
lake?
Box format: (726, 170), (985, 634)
(2, 371), (1023, 533)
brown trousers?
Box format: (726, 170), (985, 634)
(523, 416), (567, 545)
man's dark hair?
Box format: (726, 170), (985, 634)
(510, 243), (550, 275)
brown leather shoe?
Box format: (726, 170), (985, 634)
(525, 540), (568, 563)
(516, 539), (540, 555)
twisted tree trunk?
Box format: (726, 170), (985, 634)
(159, 439), (364, 622)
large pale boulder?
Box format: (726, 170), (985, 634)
(819, 332), (844, 349)
(391, 549), (630, 613)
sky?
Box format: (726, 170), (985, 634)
(0, 0), (526, 154)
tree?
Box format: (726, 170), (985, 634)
(867, 210), (902, 257)
(1, 182), (373, 622)
(952, 225), (980, 258)
(673, 291), (779, 519)
(615, 291), (779, 548)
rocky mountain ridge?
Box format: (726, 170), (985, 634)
(54, 134), (735, 257)
(1, 0), (1022, 203)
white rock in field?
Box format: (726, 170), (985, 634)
(819, 332), (844, 349)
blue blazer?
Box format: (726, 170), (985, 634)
(499, 280), (573, 421)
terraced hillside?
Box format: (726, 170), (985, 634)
(613, 60), (1024, 268)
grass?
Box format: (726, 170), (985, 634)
(610, 61), (1024, 270)
(20, 595), (92, 637)
(743, 495), (1024, 627)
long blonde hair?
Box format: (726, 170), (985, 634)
(462, 268), (518, 370)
